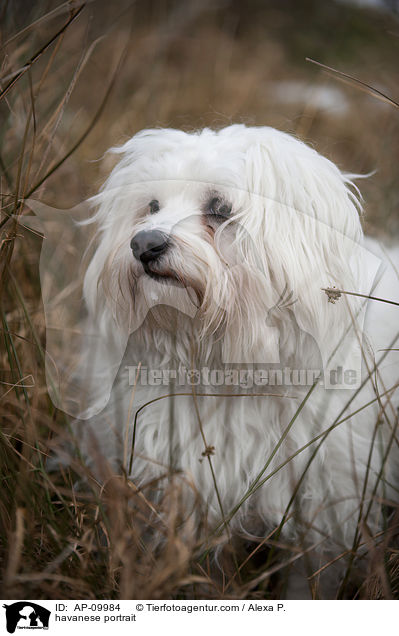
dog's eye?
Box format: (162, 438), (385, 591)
(207, 197), (231, 219)
(149, 199), (160, 214)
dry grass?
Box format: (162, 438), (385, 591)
(1, 0), (399, 599)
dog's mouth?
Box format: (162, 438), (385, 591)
(142, 263), (204, 307)
(143, 263), (184, 287)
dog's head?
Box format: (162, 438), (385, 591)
(84, 124), (364, 367)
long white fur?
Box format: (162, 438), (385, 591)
(77, 125), (399, 591)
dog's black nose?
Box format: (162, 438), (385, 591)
(130, 230), (170, 263)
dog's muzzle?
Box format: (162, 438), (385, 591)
(130, 230), (170, 264)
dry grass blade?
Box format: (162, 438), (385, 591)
(128, 391), (294, 473)
(322, 287), (399, 307)
(306, 57), (399, 109)
(4, 507), (25, 587)
(0, 5), (86, 101)
(244, 541), (323, 594)
(2, 1), (89, 48)
(23, 30), (130, 200)
(33, 34), (105, 184)
(205, 381), (318, 545)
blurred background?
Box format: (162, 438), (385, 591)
(1, 0), (399, 599)
(2, 0), (399, 226)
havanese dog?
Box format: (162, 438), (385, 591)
(54, 124), (399, 597)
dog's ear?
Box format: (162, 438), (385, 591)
(243, 130), (381, 387)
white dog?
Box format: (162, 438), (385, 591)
(68, 125), (398, 596)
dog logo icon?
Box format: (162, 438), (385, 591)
(3, 602), (50, 633)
